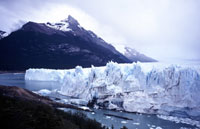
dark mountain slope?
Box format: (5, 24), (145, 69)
(0, 16), (130, 70)
(0, 85), (104, 129)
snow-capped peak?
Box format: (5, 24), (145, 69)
(0, 30), (8, 39)
(46, 15), (74, 31)
(45, 15), (81, 32)
(114, 45), (126, 55)
(66, 15), (79, 26)
(114, 45), (157, 62)
(46, 22), (71, 31)
(46, 21), (71, 32)
(114, 45), (138, 56)
(124, 47), (138, 56)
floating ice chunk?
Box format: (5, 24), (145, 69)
(155, 127), (162, 129)
(57, 108), (66, 111)
(79, 106), (90, 111)
(69, 99), (88, 106)
(36, 89), (51, 95)
(121, 121), (127, 124)
(72, 106), (92, 111)
(133, 122), (140, 125)
(157, 115), (200, 128)
(106, 116), (111, 119)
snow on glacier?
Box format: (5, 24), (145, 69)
(25, 62), (200, 119)
(25, 69), (68, 81)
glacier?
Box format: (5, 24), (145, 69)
(25, 62), (200, 120)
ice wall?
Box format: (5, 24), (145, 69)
(25, 69), (68, 82)
(25, 62), (200, 119)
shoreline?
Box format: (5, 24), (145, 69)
(0, 84), (199, 128)
(0, 85), (106, 129)
(0, 71), (25, 74)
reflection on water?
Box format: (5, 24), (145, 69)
(0, 73), (26, 88)
(0, 73), (61, 91)
(25, 80), (61, 91)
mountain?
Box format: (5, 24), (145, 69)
(123, 47), (157, 62)
(0, 30), (6, 40)
(0, 15), (131, 70)
(115, 46), (157, 62)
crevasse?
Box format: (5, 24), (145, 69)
(25, 62), (200, 119)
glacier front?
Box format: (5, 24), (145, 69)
(25, 62), (200, 120)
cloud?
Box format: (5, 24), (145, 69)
(0, 0), (126, 43)
(0, 0), (200, 62)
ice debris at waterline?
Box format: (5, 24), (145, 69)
(157, 115), (200, 128)
(25, 62), (200, 120)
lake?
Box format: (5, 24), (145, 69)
(0, 73), (198, 129)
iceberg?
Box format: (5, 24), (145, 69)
(25, 68), (68, 82)
(25, 62), (200, 120)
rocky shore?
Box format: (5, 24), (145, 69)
(0, 85), (106, 129)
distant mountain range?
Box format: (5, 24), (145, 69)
(123, 47), (157, 62)
(0, 15), (156, 70)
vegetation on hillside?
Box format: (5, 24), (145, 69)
(0, 86), (104, 129)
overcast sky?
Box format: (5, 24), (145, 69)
(0, 0), (200, 62)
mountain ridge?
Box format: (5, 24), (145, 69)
(124, 47), (157, 62)
(0, 15), (131, 70)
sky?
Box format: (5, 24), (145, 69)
(0, 0), (200, 62)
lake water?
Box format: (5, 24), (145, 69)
(0, 73), (198, 129)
